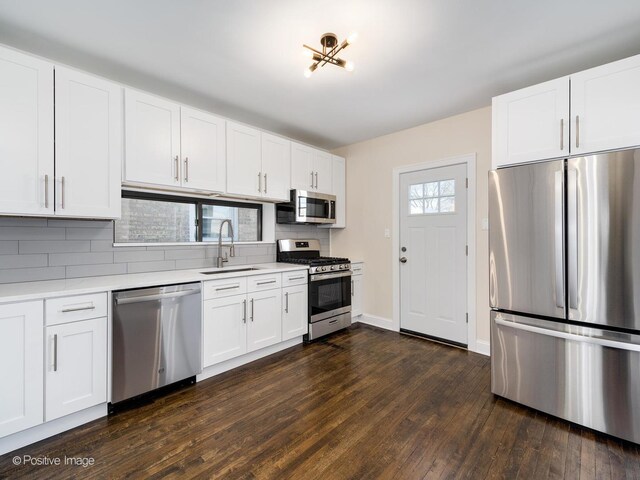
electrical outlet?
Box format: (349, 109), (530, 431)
(384, 228), (391, 238)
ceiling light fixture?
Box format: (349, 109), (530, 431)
(303, 32), (357, 78)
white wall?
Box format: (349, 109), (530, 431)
(331, 106), (491, 345)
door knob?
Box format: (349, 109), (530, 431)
(400, 257), (407, 263)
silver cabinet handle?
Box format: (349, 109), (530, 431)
(44, 174), (49, 209)
(184, 157), (189, 182)
(575, 115), (580, 149)
(351, 280), (354, 296)
(258, 172), (262, 193)
(250, 298), (254, 322)
(242, 299), (247, 323)
(314, 172), (318, 189)
(61, 304), (95, 313)
(256, 280), (276, 285)
(288, 276), (305, 281)
(215, 285), (240, 292)
(560, 118), (564, 151)
(174, 155), (179, 181)
(61, 176), (65, 209)
(567, 168), (578, 310)
(311, 171), (314, 188)
(554, 170), (565, 309)
(285, 292), (289, 313)
(264, 173), (267, 194)
(53, 334), (58, 372)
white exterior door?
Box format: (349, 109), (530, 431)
(203, 295), (247, 367)
(54, 67), (122, 218)
(124, 89), (181, 187)
(0, 46), (54, 216)
(261, 133), (291, 202)
(313, 149), (333, 194)
(291, 142), (314, 191)
(45, 318), (107, 421)
(247, 289), (282, 352)
(180, 107), (226, 193)
(282, 285), (308, 341)
(571, 54), (640, 155)
(0, 301), (43, 438)
(399, 163), (468, 345)
(226, 121), (262, 197)
(492, 77), (569, 169)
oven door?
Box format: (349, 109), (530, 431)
(309, 271), (352, 322)
(296, 190), (336, 224)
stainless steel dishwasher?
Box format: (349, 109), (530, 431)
(112, 283), (201, 404)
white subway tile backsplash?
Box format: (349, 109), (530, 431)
(0, 241), (19, 254)
(66, 263), (127, 279)
(114, 250), (164, 263)
(0, 254), (48, 269)
(66, 226), (114, 240)
(49, 252), (114, 267)
(164, 249), (206, 260)
(0, 266), (66, 284)
(0, 218), (48, 227)
(19, 240), (91, 254)
(0, 227), (66, 240)
(127, 260), (176, 274)
(174, 258), (215, 270)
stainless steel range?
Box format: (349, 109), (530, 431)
(277, 239), (351, 341)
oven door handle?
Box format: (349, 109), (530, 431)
(310, 271), (352, 282)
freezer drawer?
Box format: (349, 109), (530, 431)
(489, 160), (565, 319)
(491, 311), (640, 444)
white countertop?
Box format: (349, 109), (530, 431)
(0, 263), (309, 303)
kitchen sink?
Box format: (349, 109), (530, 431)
(200, 267), (263, 275)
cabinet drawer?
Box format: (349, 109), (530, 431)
(351, 263), (364, 276)
(203, 277), (247, 300)
(247, 273), (282, 292)
(281, 270), (308, 287)
(46, 293), (107, 326)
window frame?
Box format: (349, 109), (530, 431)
(116, 190), (263, 245)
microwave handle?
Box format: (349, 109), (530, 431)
(328, 200), (333, 220)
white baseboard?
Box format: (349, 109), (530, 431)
(197, 337), (303, 382)
(0, 404), (107, 456)
(472, 339), (490, 356)
(359, 313), (397, 331)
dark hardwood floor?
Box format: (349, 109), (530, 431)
(1, 324), (639, 479)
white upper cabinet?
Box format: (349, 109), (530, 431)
(571, 54), (640, 155)
(180, 107), (226, 193)
(0, 46), (54, 216)
(291, 142), (333, 194)
(492, 77), (569, 168)
(226, 121), (262, 197)
(54, 67), (122, 218)
(261, 133), (291, 202)
(124, 89), (181, 187)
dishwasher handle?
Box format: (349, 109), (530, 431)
(115, 289), (200, 305)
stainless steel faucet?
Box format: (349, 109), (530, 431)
(216, 219), (235, 268)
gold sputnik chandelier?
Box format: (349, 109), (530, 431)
(303, 32), (357, 78)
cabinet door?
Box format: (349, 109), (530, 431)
(45, 317), (107, 421)
(321, 155), (345, 229)
(291, 142), (314, 191)
(261, 133), (291, 201)
(124, 89), (181, 187)
(492, 77), (569, 168)
(54, 67), (122, 218)
(247, 289), (282, 352)
(282, 285), (308, 341)
(352, 275), (363, 317)
(226, 121), (262, 197)
(0, 301), (43, 438)
(571, 54), (640, 155)
(0, 46), (54, 216)
(313, 149), (333, 194)
(180, 107), (226, 193)
(203, 295), (247, 367)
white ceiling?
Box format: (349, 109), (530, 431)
(1, 0), (640, 149)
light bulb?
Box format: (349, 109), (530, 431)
(302, 48), (313, 59)
(347, 32), (358, 45)
(304, 68), (313, 78)
(345, 61), (355, 72)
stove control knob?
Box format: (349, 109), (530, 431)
(318, 266), (325, 272)
(342, 264), (349, 270)
(330, 265), (337, 270)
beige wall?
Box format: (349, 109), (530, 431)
(331, 106), (492, 344)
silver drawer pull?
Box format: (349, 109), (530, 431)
(256, 280), (277, 285)
(328, 319), (338, 324)
(288, 276), (305, 281)
(61, 304), (95, 313)
(215, 285), (240, 291)
(53, 334), (58, 372)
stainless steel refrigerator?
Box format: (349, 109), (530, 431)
(489, 148), (640, 444)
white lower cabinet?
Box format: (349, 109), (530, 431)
(45, 317), (107, 421)
(203, 294), (248, 367)
(351, 263), (364, 319)
(247, 289), (282, 352)
(282, 284), (308, 341)
(0, 301), (44, 439)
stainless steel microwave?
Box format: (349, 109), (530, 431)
(276, 190), (336, 225)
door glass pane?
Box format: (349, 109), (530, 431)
(439, 179), (455, 196)
(115, 198), (197, 243)
(425, 198), (439, 213)
(410, 199), (424, 215)
(440, 196), (455, 213)
(425, 182), (439, 197)
(409, 184), (423, 199)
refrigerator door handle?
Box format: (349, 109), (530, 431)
(554, 171), (565, 309)
(567, 168), (578, 310)
(494, 315), (640, 352)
